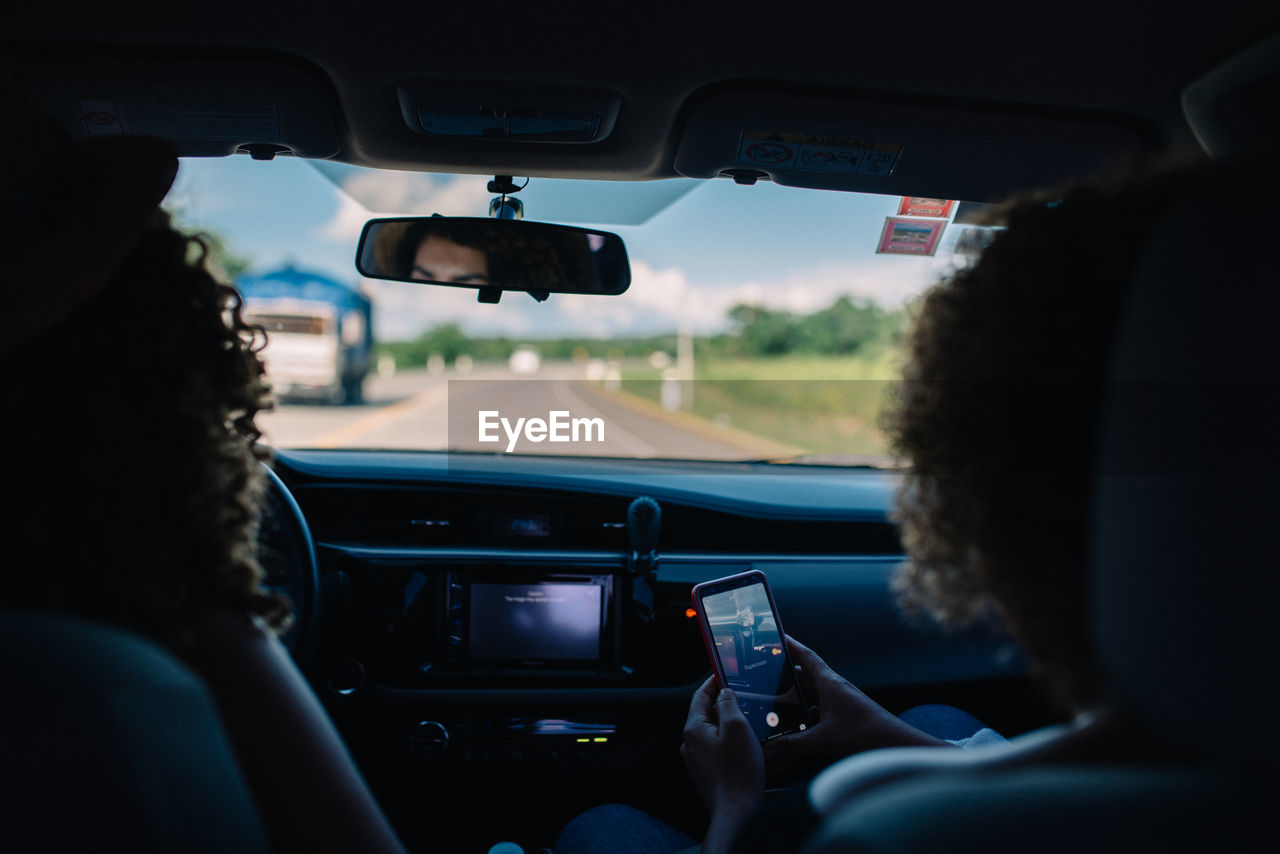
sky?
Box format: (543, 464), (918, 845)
(164, 155), (972, 342)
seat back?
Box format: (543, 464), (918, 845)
(0, 613), (270, 853)
(1090, 158), (1280, 777)
(799, 152), (1278, 853)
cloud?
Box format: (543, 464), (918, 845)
(553, 260), (702, 337)
(366, 277), (546, 341)
(702, 255), (944, 316)
(317, 191), (374, 245)
(332, 170), (492, 216)
(316, 172), (495, 242)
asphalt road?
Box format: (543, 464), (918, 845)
(257, 360), (782, 460)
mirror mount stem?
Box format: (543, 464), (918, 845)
(486, 175), (525, 195)
(488, 175), (527, 220)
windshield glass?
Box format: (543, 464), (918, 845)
(166, 157), (991, 465)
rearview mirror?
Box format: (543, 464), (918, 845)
(356, 217), (630, 302)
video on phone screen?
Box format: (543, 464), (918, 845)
(701, 582), (794, 697)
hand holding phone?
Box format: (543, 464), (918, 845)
(691, 570), (810, 742)
(760, 636), (954, 782)
(681, 676), (765, 820)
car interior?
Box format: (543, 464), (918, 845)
(4, 4), (1278, 853)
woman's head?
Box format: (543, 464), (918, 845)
(4, 209), (290, 642)
(882, 161), (1202, 711)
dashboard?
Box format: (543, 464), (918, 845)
(264, 448), (1048, 848)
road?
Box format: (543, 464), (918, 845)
(258, 361), (797, 460)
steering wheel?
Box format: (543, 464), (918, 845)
(257, 463), (321, 663)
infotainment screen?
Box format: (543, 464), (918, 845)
(448, 572), (616, 668)
(470, 582), (603, 661)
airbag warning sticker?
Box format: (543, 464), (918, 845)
(77, 99), (281, 141)
(737, 132), (900, 176)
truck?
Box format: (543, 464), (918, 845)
(236, 267), (373, 405)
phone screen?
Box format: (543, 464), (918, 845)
(693, 572), (809, 741)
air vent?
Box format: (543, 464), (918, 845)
(288, 483), (901, 554)
(290, 486), (462, 545)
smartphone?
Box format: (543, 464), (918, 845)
(691, 570), (809, 742)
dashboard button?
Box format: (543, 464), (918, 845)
(326, 657), (366, 696)
(409, 721), (450, 759)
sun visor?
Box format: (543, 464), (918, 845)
(674, 88), (1152, 202)
(12, 48), (341, 160)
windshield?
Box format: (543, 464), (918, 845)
(166, 157), (991, 465)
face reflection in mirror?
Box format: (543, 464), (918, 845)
(361, 217), (631, 296)
(411, 234), (490, 286)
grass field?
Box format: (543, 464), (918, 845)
(621, 352), (904, 460)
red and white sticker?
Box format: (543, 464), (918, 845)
(877, 217), (947, 256)
(897, 197), (955, 218)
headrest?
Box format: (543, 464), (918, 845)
(1091, 154), (1280, 772)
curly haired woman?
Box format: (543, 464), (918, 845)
(1, 63), (409, 854)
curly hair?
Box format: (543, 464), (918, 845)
(881, 160), (1204, 712)
(2, 208), (291, 645)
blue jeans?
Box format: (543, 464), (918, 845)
(897, 703), (990, 741)
(554, 803), (698, 854)
(554, 704), (991, 854)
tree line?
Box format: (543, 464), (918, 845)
(380, 294), (907, 367)
(710, 295), (904, 359)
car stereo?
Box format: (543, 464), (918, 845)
(443, 570), (621, 672)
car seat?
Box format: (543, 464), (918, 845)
(792, 155), (1278, 853)
(0, 612), (271, 853)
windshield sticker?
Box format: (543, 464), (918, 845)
(877, 217), (946, 256)
(897, 197), (955, 218)
(737, 132), (901, 176)
(77, 98), (281, 140)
